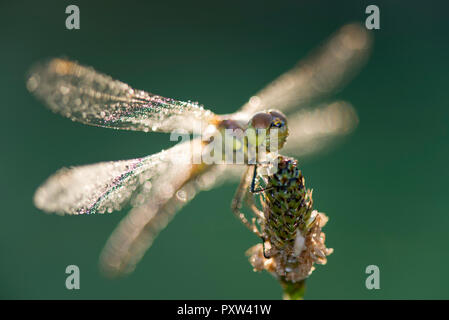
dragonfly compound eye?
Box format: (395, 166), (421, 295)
(268, 110), (289, 151)
(268, 110), (287, 128)
(250, 112), (273, 130)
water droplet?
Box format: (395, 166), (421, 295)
(176, 190), (187, 202)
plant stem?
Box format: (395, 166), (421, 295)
(280, 279), (306, 300)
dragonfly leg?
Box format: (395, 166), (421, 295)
(261, 238), (271, 259)
(245, 189), (265, 221)
(249, 164), (258, 192)
(231, 165), (262, 237)
(247, 166), (271, 258)
(250, 164), (274, 194)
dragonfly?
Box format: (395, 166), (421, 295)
(27, 23), (371, 279)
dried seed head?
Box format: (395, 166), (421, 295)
(246, 212), (332, 283)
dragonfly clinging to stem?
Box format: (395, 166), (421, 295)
(27, 23), (372, 287)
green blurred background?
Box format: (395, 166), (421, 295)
(1, 0), (448, 299)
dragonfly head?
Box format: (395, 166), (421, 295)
(246, 110), (289, 153)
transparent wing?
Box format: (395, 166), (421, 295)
(99, 162), (237, 277)
(236, 23), (372, 118)
(33, 140), (201, 215)
(282, 101), (359, 159)
(27, 58), (216, 133)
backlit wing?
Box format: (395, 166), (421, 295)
(27, 58), (216, 133)
(99, 160), (237, 276)
(282, 101), (359, 159)
(237, 23), (372, 118)
(33, 140), (201, 215)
